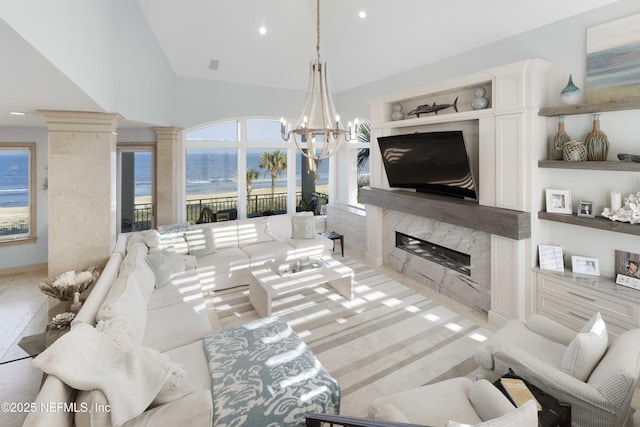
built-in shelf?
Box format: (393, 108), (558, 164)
(360, 187), (530, 240)
(538, 160), (640, 172)
(380, 109), (494, 129)
(538, 211), (640, 236)
(538, 98), (640, 117)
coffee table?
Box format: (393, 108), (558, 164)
(249, 256), (354, 317)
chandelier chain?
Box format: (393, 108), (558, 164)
(316, 0), (321, 56)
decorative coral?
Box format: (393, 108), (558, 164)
(38, 266), (101, 301)
(602, 192), (640, 224)
(47, 312), (76, 331)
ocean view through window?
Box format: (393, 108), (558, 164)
(0, 143), (36, 244)
(184, 119), (329, 221)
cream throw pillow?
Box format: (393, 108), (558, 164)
(292, 213), (316, 239)
(445, 400), (537, 427)
(560, 312), (608, 381)
(145, 249), (186, 288)
(468, 379), (515, 421)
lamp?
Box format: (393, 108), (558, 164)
(280, 0), (356, 160)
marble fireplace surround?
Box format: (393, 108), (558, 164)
(361, 187), (531, 315)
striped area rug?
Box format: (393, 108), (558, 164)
(205, 256), (493, 418)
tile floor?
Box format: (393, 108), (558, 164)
(1, 267), (640, 427)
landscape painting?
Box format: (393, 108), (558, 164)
(586, 13), (640, 103)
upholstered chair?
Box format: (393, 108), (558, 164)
(474, 313), (640, 427)
(368, 377), (538, 427)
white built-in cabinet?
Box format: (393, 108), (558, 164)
(366, 59), (559, 326)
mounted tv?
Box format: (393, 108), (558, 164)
(377, 131), (478, 200)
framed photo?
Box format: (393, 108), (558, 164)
(578, 200), (595, 218)
(571, 255), (600, 276)
(616, 250), (640, 290)
(539, 245), (564, 272)
(615, 250), (640, 279)
(545, 189), (572, 214)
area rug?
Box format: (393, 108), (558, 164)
(204, 256), (494, 418)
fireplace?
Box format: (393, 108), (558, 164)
(395, 232), (471, 276)
(382, 210), (491, 315)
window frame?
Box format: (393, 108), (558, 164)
(184, 117), (296, 220)
(0, 142), (36, 246)
(347, 120), (371, 210)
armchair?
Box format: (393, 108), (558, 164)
(368, 377), (537, 427)
(474, 313), (640, 427)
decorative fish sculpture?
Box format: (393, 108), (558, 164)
(407, 97), (458, 117)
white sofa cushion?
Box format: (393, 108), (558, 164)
(162, 340), (212, 392)
(96, 274), (147, 342)
(242, 241), (294, 266)
(561, 311), (608, 381)
(287, 235), (332, 258)
(237, 217), (272, 246)
(144, 302), (212, 352)
(147, 270), (204, 311)
(206, 221), (240, 249)
(184, 227), (216, 257)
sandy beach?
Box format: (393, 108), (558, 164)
(0, 184), (328, 227)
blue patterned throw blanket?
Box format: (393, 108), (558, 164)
(203, 316), (341, 427)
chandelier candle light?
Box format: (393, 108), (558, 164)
(280, 0), (356, 160)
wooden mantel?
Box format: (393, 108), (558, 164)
(360, 187), (530, 240)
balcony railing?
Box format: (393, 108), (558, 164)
(131, 191), (328, 230)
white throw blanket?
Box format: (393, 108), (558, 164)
(33, 317), (176, 426)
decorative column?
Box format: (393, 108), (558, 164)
(40, 111), (121, 277)
(154, 127), (182, 226)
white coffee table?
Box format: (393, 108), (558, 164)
(249, 256), (354, 317)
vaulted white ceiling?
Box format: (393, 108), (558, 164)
(137, 0), (620, 92)
(0, 0), (622, 127)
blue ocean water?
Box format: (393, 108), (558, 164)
(0, 150), (332, 208)
(0, 151), (29, 208)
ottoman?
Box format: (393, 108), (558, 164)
(203, 316), (341, 427)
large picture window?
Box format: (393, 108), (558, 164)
(185, 118), (315, 222)
(0, 143), (36, 244)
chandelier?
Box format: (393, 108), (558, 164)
(280, 0), (356, 160)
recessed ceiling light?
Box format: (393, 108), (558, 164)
(9, 111), (26, 116)
(259, 26), (267, 35)
(358, 10), (366, 19)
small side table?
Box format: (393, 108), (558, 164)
(321, 231), (344, 257)
(494, 370), (571, 427)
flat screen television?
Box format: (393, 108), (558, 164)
(377, 130), (478, 200)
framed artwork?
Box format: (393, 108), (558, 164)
(615, 250), (640, 291)
(571, 255), (600, 276)
(539, 245), (564, 272)
(578, 201), (595, 218)
(586, 13), (640, 103)
(545, 189), (572, 214)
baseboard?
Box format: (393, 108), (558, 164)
(0, 262), (48, 277)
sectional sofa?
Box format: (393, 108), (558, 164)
(24, 212), (334, 427)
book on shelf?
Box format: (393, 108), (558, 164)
(500, 377), (542, 411)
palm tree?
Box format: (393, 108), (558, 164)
(259, 151), (287, 207)
(246, 168), (259, 197)
(356, 121), (371, 172)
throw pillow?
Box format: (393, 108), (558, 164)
(266, 215), (293, 241)
(445, 400), (537, 427)
(184, 228), (216, 257)
(292, 214), (316, 239)
(96, 274), (147, 342)
(146, 249), (186, 288)
(375, 403), (410, 423)
(468, 379), (515, 421)
(560, 311), (608, 381)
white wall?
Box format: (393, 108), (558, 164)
(0, 127), (48, 270)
